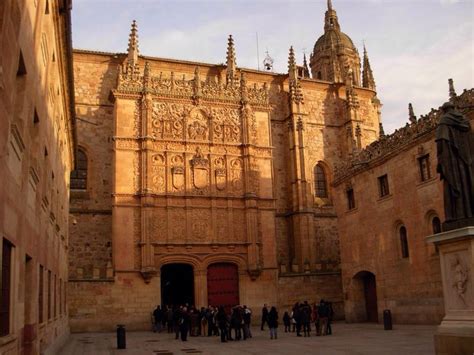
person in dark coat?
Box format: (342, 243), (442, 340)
(318, 299), (329, 336)
(153, 305), (163, 333)
(283, 311), (291, 333)
(302, 303), (311, 337)
(216, 306), (228, 343)
(179, 307), (190, 341)
(173, 306), (181, 339)
(230, 307), (243, 340)
(261, 304), (269, 331)
(326, 302), (334, 335)
(268, 306), (279, 339)
(293, 303), (302, 336)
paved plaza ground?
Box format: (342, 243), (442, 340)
(59, 323), (436, 354)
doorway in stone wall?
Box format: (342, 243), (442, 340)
(161, 263), (194, 307)
(353, 270), (378, 322)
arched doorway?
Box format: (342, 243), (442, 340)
(161, 263), (194, 307)
(353, 271), (378, 322)
(207, 263), (239, 312)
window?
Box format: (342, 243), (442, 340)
(378, 174), (390, 197)
(314, 164), (328, 198)
(70, 149), (87, 190)
(0, 239), (13, 337)
(400, 226), (409, 258)
(39, 265), (44, 323)
(432, 216), (441, 234)
(47, 270), (51, 320)
(418, 154), (431, 181)
(54, 275), (57, 318)
(347, 188), (355, 210)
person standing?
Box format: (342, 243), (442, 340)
(243, 305), (252, 339)
(153, 305), (163, 333)
(283, 311), (291, 333)
(216, 306), (228, 343)
(180, 307), (190, 341)
(268, 306), (279, 340)
(261, 304), (269, 331)
(318, 300), (329, 336)
(326, 302), (334, 335)
(302, 304), (311, 337)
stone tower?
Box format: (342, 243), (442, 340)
(310, 0), (361, 85)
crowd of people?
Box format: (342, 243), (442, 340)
(151, 299), (334, 342)
(152, 304), (253, 342)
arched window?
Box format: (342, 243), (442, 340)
(432, 217), (441, 234)
(70, 149), (87, 190)
(400, 226), (409, 258)
(314, 164), (328, 198)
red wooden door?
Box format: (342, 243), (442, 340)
(207, 263), (239, 312)
(364, 274), (378, 322)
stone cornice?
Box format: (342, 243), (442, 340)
(334, 88), (474, 185)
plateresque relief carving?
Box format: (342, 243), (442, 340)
(191, 147), (209, 190)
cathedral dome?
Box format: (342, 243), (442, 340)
(309, 0), (361, 85)
(313, 29), (356, 54)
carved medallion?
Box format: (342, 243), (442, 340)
(191, 147), (209, 190)
(172, 166), (184, 190)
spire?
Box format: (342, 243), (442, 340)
(127, 20), (139, 68)
(379, 122), (385, 138)
(288, 46), (297, 81)
(324, 0), (340, 32)
(303, 53), (310, 78)
(408, 103), (417, 123)
(448, 78), (457, 100)
(362, 44), (376, 90)
(226, 35), (237, 85)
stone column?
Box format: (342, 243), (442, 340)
(426, 226), (474, 354)
(194, 268), (207, 308)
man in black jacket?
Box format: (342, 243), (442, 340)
(261, 304), (269, 331)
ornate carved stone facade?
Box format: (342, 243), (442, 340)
(68, 1), (383, 331)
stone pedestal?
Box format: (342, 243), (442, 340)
(426, 226), (474, 355)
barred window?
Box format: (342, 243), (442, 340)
(418, 154), (431, 181)
(378, 174), (390, 197)
(70, 149), (87, 190)
(347, 188), (356, 210)
(314, 164), (328, 198)
(39, 265), (44, 323)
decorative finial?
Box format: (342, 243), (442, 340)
(328, 0), (333, 11)
(362, 44), (376, 90)
(379, 122), (385, 138)
(408, 103), (417, 123)
(448, 78), (457, 100)
(127, 20), (139, 68)
(226, 35), (237, 85)
(288, 46), (298, 81)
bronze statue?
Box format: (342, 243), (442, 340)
(435, 102), (474, 229)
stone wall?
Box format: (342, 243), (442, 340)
(0, 0), (75, 353)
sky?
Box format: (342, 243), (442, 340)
(71, 0), (473, 133)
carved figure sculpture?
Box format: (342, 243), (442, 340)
(435, 102), (474, 225)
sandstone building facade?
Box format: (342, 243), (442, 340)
(68, 2), (382, 331)
(0, 0), (76, 354)
(334, 87), (473, 324)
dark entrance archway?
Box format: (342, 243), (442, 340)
(207, 263), (239, 313)
(161, 263), (194, 307)
(352, 271), (378, 322)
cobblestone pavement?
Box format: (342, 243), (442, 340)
(59, 323), (436, 355)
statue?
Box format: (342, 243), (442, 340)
(435, 102), (474, 229)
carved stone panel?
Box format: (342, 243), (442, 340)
(168, 208), (186, 243)
(151, 153), (166, 193)
(150, 208), (167, 242)
(151, 102), (186, 140)
(443, 250), (472, 310)
(190, 209), (211, 242)
(187, 108), (208, 141)
(231, 158), (244, 195)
